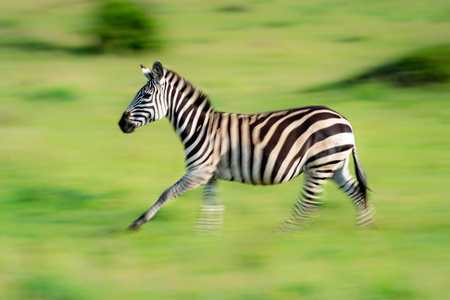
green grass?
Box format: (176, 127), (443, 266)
(0, 0), (449, 299)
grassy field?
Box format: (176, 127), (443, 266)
(1, 0), (449, 299)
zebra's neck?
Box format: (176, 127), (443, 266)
(164, 69), (214, 148)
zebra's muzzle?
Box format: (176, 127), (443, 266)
(119, 112), (136, 133)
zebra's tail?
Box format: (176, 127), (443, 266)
(352, 147), (371, 198)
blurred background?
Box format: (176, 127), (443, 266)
(0, 0), (449, 299)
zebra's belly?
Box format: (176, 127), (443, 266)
(213, 151), (304, 186)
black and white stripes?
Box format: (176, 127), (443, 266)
(119, 61), (375, 232)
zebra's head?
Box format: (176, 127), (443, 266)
(119, 61), (166, 133)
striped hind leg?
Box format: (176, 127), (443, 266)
(195, 179), (224, 235)
(279, 171), (332, 232)
(332, 158), (376, 229)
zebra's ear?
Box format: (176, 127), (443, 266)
(140, 64), (153, 81)
(152, 61), (164, 82)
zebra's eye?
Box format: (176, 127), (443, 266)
(143, 92), (151, 98)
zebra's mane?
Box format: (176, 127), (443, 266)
(165, 69), (214, 113)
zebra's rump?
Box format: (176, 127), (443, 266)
(215, 106), (356, 185)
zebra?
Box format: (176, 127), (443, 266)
(119, 61), (376, 232)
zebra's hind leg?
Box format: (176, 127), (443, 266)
(195, 179), (224, 235)
(279, 171), (331, 232)
(332, 158), (376, 229)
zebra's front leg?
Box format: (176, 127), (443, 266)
(128, 171), (212, 231)
(195, 179), (224, 235)
(279, 172), (329, 232)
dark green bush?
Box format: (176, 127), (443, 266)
(354, 44), (450, 86)
(92, 0), (161, 52)
(305, 44), (450, 91)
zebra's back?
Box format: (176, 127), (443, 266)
(214, 105), (356, 185)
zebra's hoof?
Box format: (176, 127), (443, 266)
(357, 220), (377, 230)
(277, 221), (309, 234)
(127, 221), (143, 231)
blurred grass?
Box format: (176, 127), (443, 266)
(0, 0), (449, 299)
